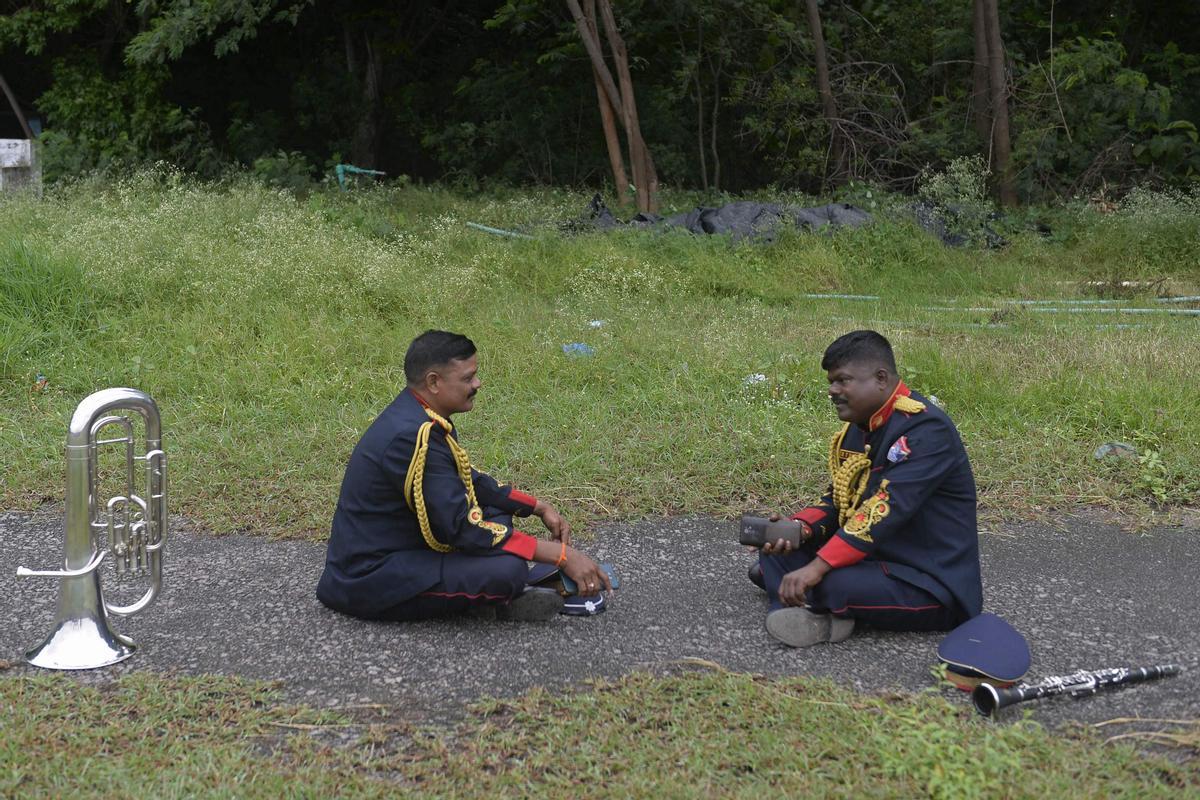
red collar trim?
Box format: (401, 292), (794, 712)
(868, 380), (910, 432)
(409, 388), (432, 409)
(409, 389), (455, 432)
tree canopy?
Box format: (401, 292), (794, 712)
(2, 0), (1197, 202)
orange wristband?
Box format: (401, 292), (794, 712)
(555, 541), (567, 567)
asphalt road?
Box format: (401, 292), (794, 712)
(0, 509), (1195, 729)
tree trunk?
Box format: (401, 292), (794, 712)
(970, 0), (991, 145)
(344, 24), (358, 76)
(348, 28), (383, 168)
(694, 69), (708, 192)
(0, 71), (34, 140)
(593, 69), (631, 204)
(565, 0), (625, 128)
(567, 0), (643, 207)
(597, 0), (657, 213)
(584, 0), (629, 204)
(565, 0), (658, 213)
(692, 23), (708, 191)
(803, 0), (842, 186)
(709, 59), (721, 193)
(983, 0), (1017, 205)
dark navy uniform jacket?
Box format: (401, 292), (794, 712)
(316, 389), (540, 616)
(793, 382), (983, 621)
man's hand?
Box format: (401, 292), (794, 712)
(758, 512), (811, 555)
(778, 558), (832, 607)
(534, 500), (571, 545)
(561, 547), (612, 597)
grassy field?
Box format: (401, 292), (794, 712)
(1, 173), (1197, 537)
(1, 669), (1195, 799)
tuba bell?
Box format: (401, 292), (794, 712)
(17, 387), (167, 670)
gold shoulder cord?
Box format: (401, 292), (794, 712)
(894, 395), (926, 415)
(403, 407), (483, 553)
(828, 423), (873, 526)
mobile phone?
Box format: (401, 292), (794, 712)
(561, 563), (619, 595)
(739, 515), (803, 548)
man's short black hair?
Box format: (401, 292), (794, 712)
(821, 330), (897, 374)
(404, 330), (477, 384)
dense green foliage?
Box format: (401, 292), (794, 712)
(1, 670), (1195, 797)
(1, 175), (1197, 536)
(1, 1), (1198, 200)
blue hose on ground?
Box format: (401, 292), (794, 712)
(466, 222), (534, 240)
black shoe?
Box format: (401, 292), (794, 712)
(748, 562), (766, 591)
(497, 586), (565, 621)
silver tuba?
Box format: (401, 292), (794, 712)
(17, 388), (167, 669)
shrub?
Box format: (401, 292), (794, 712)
(251, 151), (315, 193)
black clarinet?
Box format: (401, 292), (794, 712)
(973, 664), (1183, 717)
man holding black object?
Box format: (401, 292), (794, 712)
(317, 330), (612, 622)
(750, 330), (982, 647)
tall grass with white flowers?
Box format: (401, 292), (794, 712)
(1, 170), (1197, 536)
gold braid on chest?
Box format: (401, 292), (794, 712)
(828, 424), (872, 526)
(403, 407), (481, 553)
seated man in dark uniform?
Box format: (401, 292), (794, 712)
(317, 330), (612, 622)
(752, 330), (982, 647)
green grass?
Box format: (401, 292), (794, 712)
(1, 171), (1198, 537)
(1, 670), (1194, 798)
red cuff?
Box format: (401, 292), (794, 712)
(791, 507), (827, 526)
(817, 535), (868, 568)
(501, 530), (538, 560)
(508, 489), (538, 512)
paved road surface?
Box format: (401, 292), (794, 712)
(0, 510), (1194, 729)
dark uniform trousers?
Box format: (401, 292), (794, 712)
(373, 508), (530, 621)
(759, 544), (960, 632)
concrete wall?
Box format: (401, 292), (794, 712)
(0, 138), (41, 193)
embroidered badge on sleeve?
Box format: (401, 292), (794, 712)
(843, 480), (891, 542)
(480, 520), (508, 545)
(887, 436), (911, 464)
